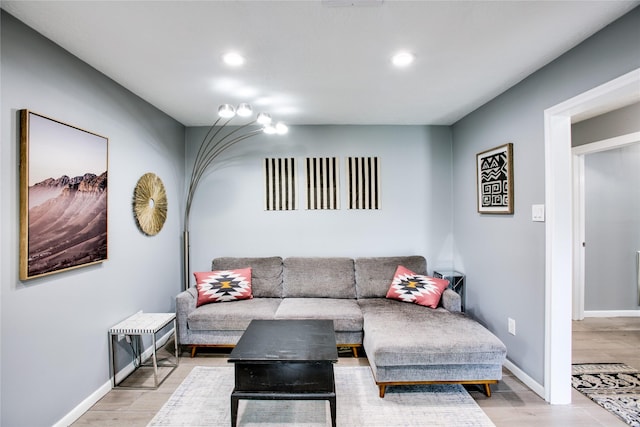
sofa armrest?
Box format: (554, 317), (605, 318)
(176, 287), (197, 344)
(441, 288), (461, 313)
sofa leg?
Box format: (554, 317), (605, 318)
(190, 346), (197, 358)
(484, 383), (492, 397)
(352, 346), (358, 358)
(378, 384), (386, 398)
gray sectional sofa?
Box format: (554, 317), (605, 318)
(175, 256), (507, 397)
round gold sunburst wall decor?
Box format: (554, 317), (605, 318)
(133, 172), (168, 236)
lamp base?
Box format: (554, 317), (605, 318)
(183, 230), (190, 292)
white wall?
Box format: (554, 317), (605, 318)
(186, 125), (454, 280)
(1, 12), (185, 426)
(451, 7), (640, 385)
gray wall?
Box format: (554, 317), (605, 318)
(584, 144), (640, 311)
(186, 125), (454, 280)
(572, 100), (640, 312)
(451, 7), (640, 385)
(572, 102), (640, 146)
(1, 12), (185, 427)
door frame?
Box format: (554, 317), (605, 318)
(543, 68), (640, 404)
(572, 132), (640, 320)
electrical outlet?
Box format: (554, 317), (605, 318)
(508, 318), (516, 335)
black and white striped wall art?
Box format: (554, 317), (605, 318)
(263, 157), (297, 210)
(305, 157), (339, 210)
(263, 156), (381, 211)
(346, 156), (380, 210)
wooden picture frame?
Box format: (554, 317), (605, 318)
(19, 110), (109, 280)
(476, 143), (513, 214)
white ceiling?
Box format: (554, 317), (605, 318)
(2, 1), (639, 126)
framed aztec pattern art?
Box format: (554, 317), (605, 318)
(476, 143), (513, 214)
(19, 110), (109, 280)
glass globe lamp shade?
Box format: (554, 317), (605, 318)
(275, 122), (288, 135)
(218, 104), (236, 118)
(257, 113), (272, 125)
(236, 103), (253, 117)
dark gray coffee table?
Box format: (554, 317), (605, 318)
(228, 319), (338, 427)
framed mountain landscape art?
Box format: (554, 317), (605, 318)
(476, 143), (514, 214)
(19, 110), (108, 280)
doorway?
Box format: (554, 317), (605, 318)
(572, 133), (640, 320)
(543, 68), (640, 404)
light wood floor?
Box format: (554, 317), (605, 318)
(72, 317), (640, 426)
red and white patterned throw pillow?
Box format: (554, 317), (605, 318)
(386, 265), (449, 309)
(194, 268), (252, 306)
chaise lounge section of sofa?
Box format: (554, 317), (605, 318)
(175, 255), (507, 397)
(354, 256), (507, 397)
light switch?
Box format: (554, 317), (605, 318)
(532, 204), (545, 222)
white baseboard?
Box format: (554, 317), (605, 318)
(52, 380), (113, 427)
(503, 359), (545, 400)
(52, 328), (175, 427)
(584, 310), (640, 317)
(503, 309), (640, 403)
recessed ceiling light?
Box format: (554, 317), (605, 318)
(391, 51), (414, 68)
(222, 52), (245, 67)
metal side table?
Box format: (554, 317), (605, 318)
(108, 312), (178, 389)
(433, 270), (465, 311)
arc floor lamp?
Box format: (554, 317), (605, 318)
(183, 103), (287, 291)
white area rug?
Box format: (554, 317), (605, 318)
(149, 366), (495, 427)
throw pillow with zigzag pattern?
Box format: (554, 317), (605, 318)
(194, 268), (252, 306)
(386, 265), (449, 309)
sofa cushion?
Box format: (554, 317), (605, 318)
(194, 268), (252, 306)
(212, 257), (283, 298)
(187, 298), (281, 331)
(359, 298), (507, 367)
(275, 298), (363, 331)
(355, 256), (427, 298)
(386, 265), (449, 309)
(283, 257), (356, 298)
